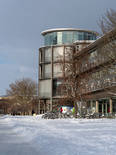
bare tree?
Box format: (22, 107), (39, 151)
(99, 9), (116, 34)
(7, 78), (37, 115)
(58, 46), (91, 117)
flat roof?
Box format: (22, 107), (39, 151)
(41, 28), (98, 36)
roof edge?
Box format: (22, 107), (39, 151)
(41, 28), (98, 36)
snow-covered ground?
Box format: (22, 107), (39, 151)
(0, 115), (116, 155)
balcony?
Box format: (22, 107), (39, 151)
(80, 76), (116, 95)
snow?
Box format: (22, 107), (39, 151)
(0, 115), (116, 155)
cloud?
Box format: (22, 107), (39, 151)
(0, 0), (116, 95)
(0, 46), (38, 95)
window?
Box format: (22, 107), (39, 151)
(39, 80), (51, 97)
(78, 32), (84, 40)
(44, 31), (97, 46)
(62, 31), (73, 44)
(65, 46), (73, 61)
(44, 32), (57, 46)
(39, 64), (51, 79)
(53, 79), (62, 96)
(73, 32), (79, 42)
(53, 47), (64, 61)
(53, 63), (62, 77)
(39, 49), (44, 63)
(45, 48), (51, 62)
(44, 64), (51, 78)
(57, 32), (62, 44)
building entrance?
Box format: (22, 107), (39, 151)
(99, 100), (110, 115)
(99, 103), (110, 114)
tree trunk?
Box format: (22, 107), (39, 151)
(74, 101), (78, 118)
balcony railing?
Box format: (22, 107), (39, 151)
(78, 57), (113, 74)
(79, 76), (116, 94)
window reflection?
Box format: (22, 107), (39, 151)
(44, 31), (96, 46)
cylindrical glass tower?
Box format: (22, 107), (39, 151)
(38, 28), (97, 113)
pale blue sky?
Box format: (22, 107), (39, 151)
(0, 0), (116, 95)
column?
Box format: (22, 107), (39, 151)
(44, 102), (46, 113)
(38, 100), (40, 114)
(50, 99), (53, 112)
(109, 98), (113, 114)
(90, 101), (93, 110)
(105, 103), (107, 115)
(96, 100), (99, 113)
(102, 103), (104, 114)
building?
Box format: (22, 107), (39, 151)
(75, 28), (116, 115)
(38, 28), (97, 113)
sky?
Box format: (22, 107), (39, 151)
(0, 0), (116, 96)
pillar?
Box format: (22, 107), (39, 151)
(109, 98), (113, 114)
(50, 99), (52, 112)
(96, 101), (99, 113)
(38, 100), (40, 114)
(102, 103), (104, 114)
(105, 103), (107, 114)
(90, 101), (93, 110)
(44, 102), (46, 113)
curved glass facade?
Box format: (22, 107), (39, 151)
(44, 31), (97, 46)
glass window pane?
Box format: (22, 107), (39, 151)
(44, 31), (96, 45)
(45, 47), (51, 62)
(52, 32), (57, 45)
(44, 64), (51, 78)
(65, 46), (73, 61)
(57, 32), (62, 44)
(78, 32), (84, 40)
(53, 47), (64, 61)
(53, 79), (62, 96)
(53, 63), (62, 77)
(73, 32), (79, 42)
(39, 80), (51, 97)
(44, 32), (57, 46)
(62, 31), (73, 44)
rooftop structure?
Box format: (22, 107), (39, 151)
(41, 28), (97, 46)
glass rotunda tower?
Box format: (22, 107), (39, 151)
(38, 28), (97, 113)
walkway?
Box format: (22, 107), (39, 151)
(0, 117), (38, 155)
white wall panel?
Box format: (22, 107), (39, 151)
(39, 80), (51, 97)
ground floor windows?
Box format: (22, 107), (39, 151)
(38, 98), (116, 116)
(87, 99), (116, 115)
